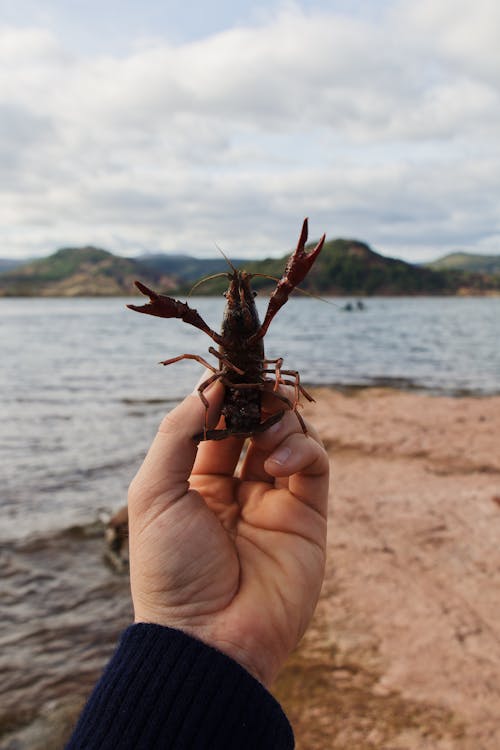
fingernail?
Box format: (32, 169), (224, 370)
(268, 419), (282, 434)
(268, 446), (292, 465)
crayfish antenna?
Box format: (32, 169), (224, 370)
(214, 243), (238, 275)
(251, 218), (325, 341)
(188, 272), (230, 297)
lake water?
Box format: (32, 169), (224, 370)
(1, 295), (499, 541)
(1, 294), (499, 748)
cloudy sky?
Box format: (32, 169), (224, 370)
(1, 0), (499, 261)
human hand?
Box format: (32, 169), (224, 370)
(128, 377), (329, 687)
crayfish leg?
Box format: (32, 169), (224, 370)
(247, 410), (285, 436)
(158, 352), (225, 440)
(264, 358), (314, 412)
(207, 346), (245, 375)
(265, 388), (309, 435)
(263, 357), (284, 390)
(271, 367), (316, 404)
(197, 371), (224, 439)
(277, 377), (315, 403)
(193, 427), (233, 443)
(160, 353), (218, 371)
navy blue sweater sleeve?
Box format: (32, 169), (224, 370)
(66, 623), (294, 749)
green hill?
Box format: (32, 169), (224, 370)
(0, 246), (176, 297)
(426, 252), (500, 274)
(182, 238), (460, 296)
(137, 253), (247, 282)
(303, 238), (450, 295)
(1, 239), (499, 297)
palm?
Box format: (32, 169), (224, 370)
(129, 392), (328, 686)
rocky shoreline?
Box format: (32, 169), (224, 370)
(2, 387), (500, 749)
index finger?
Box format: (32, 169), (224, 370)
(192, 430), (245, 477)
(128, 380), (224, 512)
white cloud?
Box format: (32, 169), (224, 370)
(0, 1), (499, 261)
(401, 0), (500, 83)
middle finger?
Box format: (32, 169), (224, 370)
(239, 407), (321, 482)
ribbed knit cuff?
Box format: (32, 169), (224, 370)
(66, 623), (294, 749)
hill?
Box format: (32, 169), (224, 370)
(1, 239), (499, 297)
(302, 238), (451, 295)
(0, 258), (26, 273)
(136, 253), (247, 282)
(184, 238), (463, 296)
(426, 252), (500, 274)
(0, 247), (176, 297)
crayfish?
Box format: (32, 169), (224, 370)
(128, 218), (325, 442)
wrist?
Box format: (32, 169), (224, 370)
(133, 610), (283, 687)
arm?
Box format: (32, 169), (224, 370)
(67, 377), (329, 748)
(66, 624), (293, 749)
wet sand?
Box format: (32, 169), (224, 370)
(275, 388), (500, 749)
(2, 387), (500, 749)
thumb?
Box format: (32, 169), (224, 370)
(129, 377), (224, 513)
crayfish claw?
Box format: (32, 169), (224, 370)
(134, 280), (158, 299)
(286, 217), (325, 285)
(252, 219), (325, 341)
(127, 280), (222, 343)
(297, 216), (309, 250)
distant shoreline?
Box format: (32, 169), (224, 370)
(307, 382), (500, 398)
(1, 290), (500, 299)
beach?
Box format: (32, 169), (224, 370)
(276, 387), (500, 749)
(2, 387), (500, 749)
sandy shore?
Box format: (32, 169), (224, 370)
(2, 387), (500, 749)
(274, 387), (500, 750)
